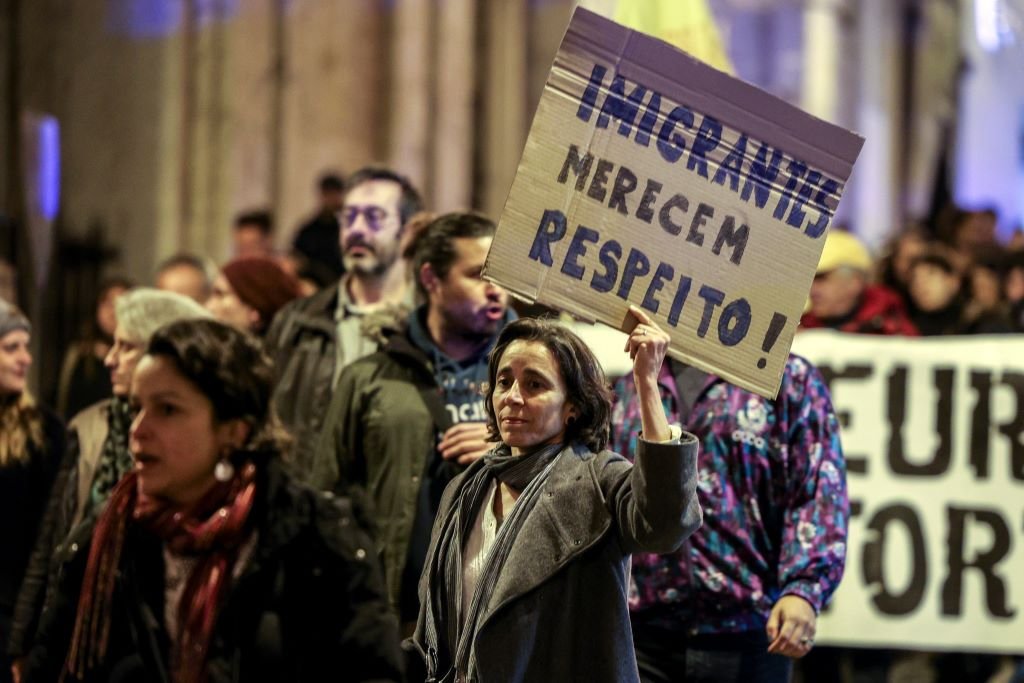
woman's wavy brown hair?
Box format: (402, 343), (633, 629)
(0, 391), (43, 466)
(144, 319), (291, 463)
(484, 317), (612, 453)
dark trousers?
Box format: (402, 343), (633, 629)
(633, 622), (793, 683)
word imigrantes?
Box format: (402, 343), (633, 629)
(575, 63), (840, 239)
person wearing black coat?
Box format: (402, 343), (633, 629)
(23, 319), (401, 682)
(0, 302), (65, 683)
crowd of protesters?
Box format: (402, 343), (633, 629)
(802, 208), (1024, 338)
(1, 164), (1022, 683)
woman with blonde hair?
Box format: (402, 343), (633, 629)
(0, 301), (65, 683)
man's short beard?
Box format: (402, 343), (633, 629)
(445, 310), (500, 344)
(343, 254), (390, 277)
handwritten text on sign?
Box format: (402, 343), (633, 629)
(484, 8), (863, 398)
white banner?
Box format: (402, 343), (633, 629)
(792, 331), (1024, 654)
(570, 323), (1024, 652)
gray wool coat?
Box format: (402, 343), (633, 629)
(409, 435), (702, 683)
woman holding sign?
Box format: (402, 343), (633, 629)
(409, 306), (701, 682)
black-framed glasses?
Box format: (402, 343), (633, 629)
(342, 205), (390, 231)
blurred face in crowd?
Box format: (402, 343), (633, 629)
(207, 273), (259, 332)
(233, 224), (274, 260)
(1005, 267), (1024, 304)
(130, 355), (246, 506)
(909, 262), (960, 313)
(97, 285), (129, 339)
(105, 325), (144, 397)
(321, 187), (344, 213)
(340, 179), (403, 277)
(892, 234), (927, 287)
(157, 264), (209, 304)
(955, 212), (997, 255)
(0, 330), (31, 396)
(423, 237), (507, 341)
(969, 266), (1001, 309)
(809, 267), (866, 320)
(492, 340), (576, 456)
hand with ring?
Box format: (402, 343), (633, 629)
(766, 595), (817, 658)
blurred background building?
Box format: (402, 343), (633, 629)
(2, 0), (1023, 389)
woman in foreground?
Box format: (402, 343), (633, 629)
(25, 319), (401, 682)
(411, 306), (702, 683)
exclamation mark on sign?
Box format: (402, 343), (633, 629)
(756, 313), (787, 369)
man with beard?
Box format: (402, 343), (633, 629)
(313, 213), (513, 635)
(265, 167), (422, 480)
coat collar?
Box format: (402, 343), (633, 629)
(285, 283), (341, 338)
(477, 443), (615, 629)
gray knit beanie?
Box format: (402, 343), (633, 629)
(0, 299), (30, 339)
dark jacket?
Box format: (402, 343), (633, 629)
(24, 460), (403, 683)
(7, 400), (111, 658)
(409, 438), (702, 683)
(264, 284), (343, 479)
(55, 343), (112, 420)
(313, 323), (458, 614)
(906, 291), (1014, 336)
(292, 210), (344, 284)
(0, 405), (64, 614)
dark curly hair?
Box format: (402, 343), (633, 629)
(484, 317), (612, 453)
(145, 319), (290, 462)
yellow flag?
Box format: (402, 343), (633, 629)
(613, 0), (734, 74)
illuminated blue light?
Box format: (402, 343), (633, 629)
(105, 0), (241, 38)
(106, 0), (183, 38)
(36, 116), (60, 222)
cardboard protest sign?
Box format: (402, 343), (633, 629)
(483, 7), (864, 397)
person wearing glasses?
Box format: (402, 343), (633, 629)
(264, 166), (423, 483)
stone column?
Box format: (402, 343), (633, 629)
(433, 0), (476, 212)
(801, 0), (844, 122)
(850, 0), (901, 250)
(388, 0), (432, 196)
(480, 0), (528, 219)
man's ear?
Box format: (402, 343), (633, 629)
(420, 262), (440, 294)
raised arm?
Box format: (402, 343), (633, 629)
(623, 306), (672, 443)
(609, 306), (701, 554)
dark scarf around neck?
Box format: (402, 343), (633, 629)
(89, 396), (135, 507)
(423, 441), (564, 681)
